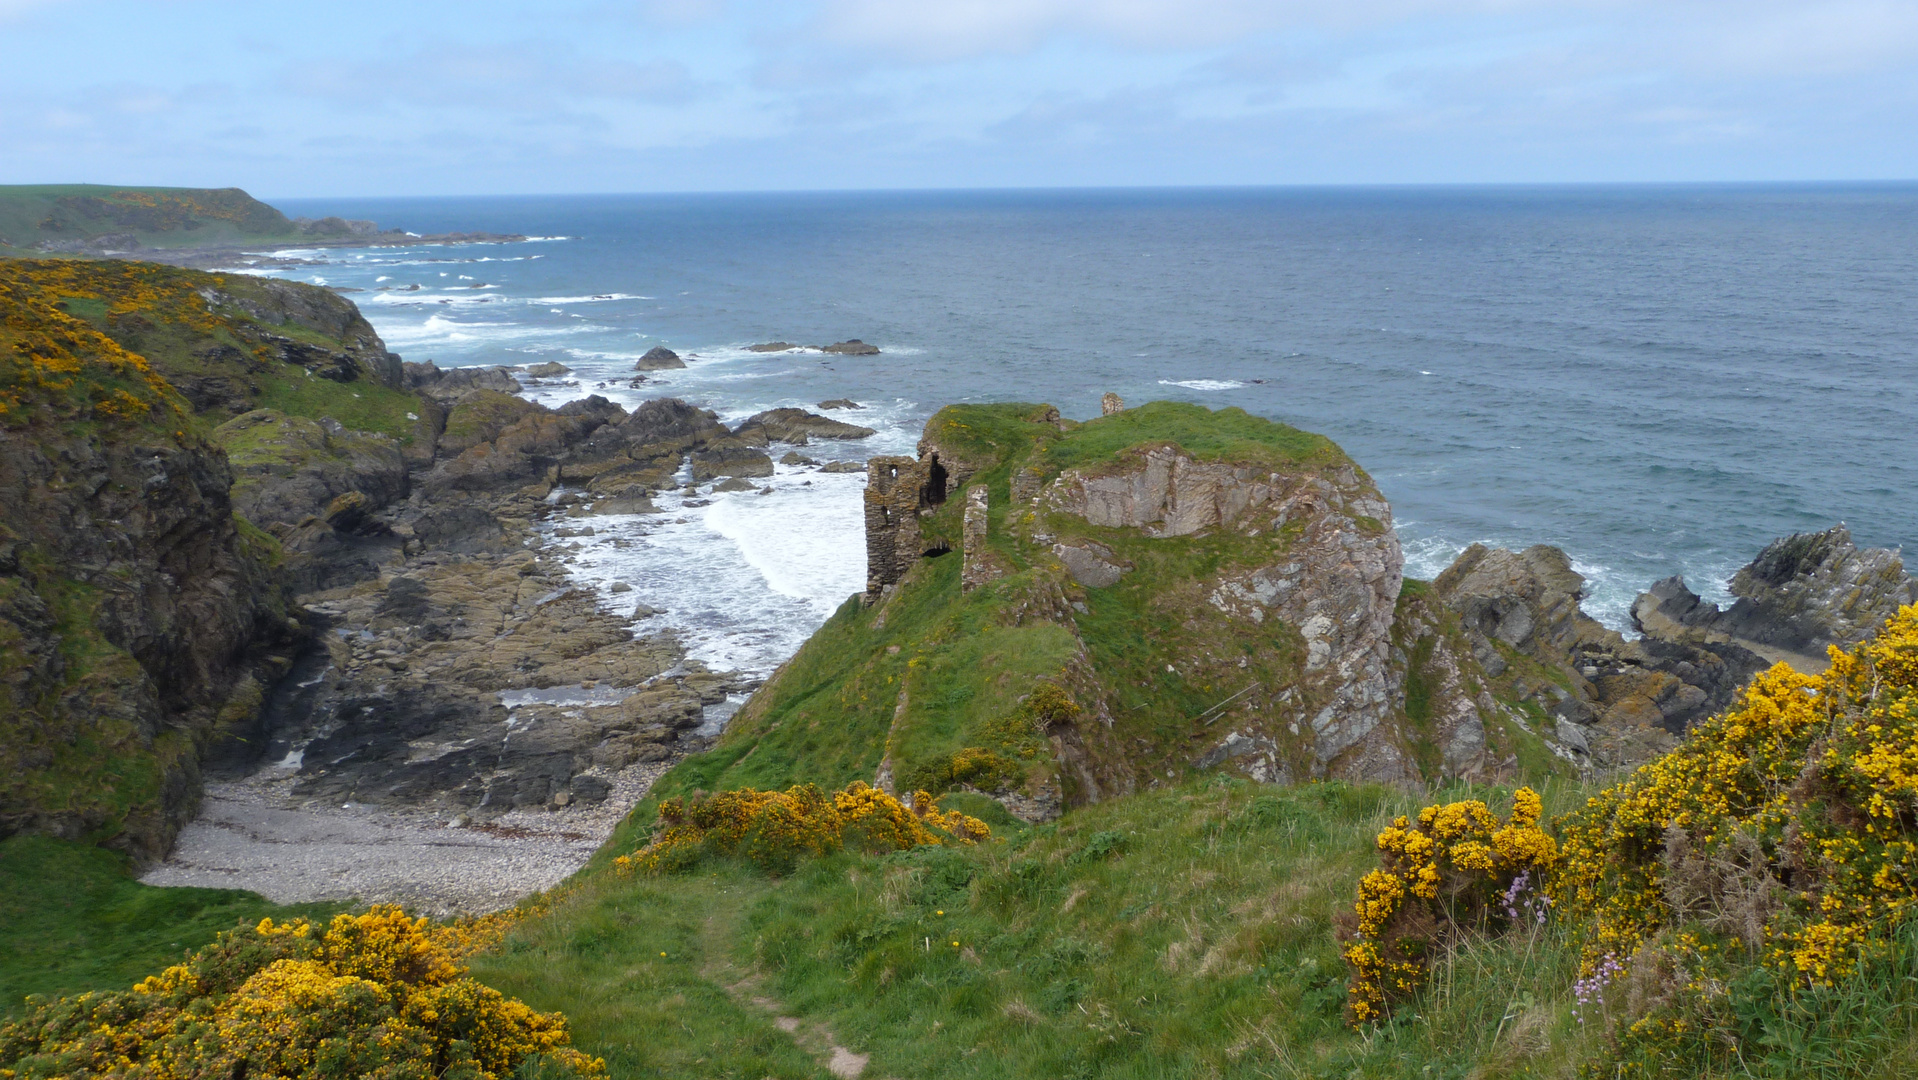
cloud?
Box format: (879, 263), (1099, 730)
(283, 41), (702, 112)
(811, 0), (1555, 59)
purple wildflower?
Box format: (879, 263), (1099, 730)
(1571, 952), (1627, 1025)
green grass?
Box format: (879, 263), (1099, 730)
(1042, 401), (1344, 474)
(0, 184), (296, 251)
(469, 777), (1631, 1080)
(0, 836), (343, 1015)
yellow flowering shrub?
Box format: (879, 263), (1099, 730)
(1338, 787), (1559, 1022)
(616, 781), (990, 876)
(0, 260), (190, 425)
(1555, 606), (1918, 994)
(0, 906), (603, 1079)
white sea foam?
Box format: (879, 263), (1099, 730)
(530, 294), (651, 304)
(375, 315), (602, 349)
(555, 466), (867, 674)
(1158, 378), (1246, 391)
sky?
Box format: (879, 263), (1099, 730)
(1, 0), (1915, 195)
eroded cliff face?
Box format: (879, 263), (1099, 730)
(1038, 446), (1407, 782)
(0, 261), (307, 860)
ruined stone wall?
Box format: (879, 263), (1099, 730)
(961, 485), (995, 592)
(865, 456), (927, 599)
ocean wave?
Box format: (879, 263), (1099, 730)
(373, 315), (603, 349)
(1158, 378), (1246, 391)
(531, 294), (652, 304)
(553, 469), (865, 674)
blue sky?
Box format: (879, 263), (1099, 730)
(2, 0), (1915, 195)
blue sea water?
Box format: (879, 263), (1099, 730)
(263, 185), (1918, 668)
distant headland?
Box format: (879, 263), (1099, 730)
(0, 184), (526, 269)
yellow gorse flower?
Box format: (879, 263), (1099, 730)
(1340, 788), (1558, 1022)
(0, 905), (603, 1079)
(616, 781), (990, 875)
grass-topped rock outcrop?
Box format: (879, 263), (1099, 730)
(671, 401), (1523, 826)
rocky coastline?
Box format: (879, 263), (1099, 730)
(6, 256), (1915, 918)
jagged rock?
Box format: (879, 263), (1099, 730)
(214, 410), (408, 529)
(524, 361), (571, 378)
(819, 460), (864, 473)
(274, 554), (719, 815)
(1427, 542), (1777, 769)
(437, 390), (543, 457)
(747, 342), (797, 352)
(821, 339), (880, 355)
(576, 398), (728, 473)
(1051, 539), (1131, 588)
(633, 347), (684, 371)
(405, 362), (523, 402)
(779, 451), (817, 466)
(712, 477), (758, 492)
(817, 399), (862, 410)
(734, 408), (877, 444)
(1635, 526), (1916, 660)
(0, 417), (301, 861)
(690, 437), (775, 481)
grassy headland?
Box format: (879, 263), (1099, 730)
(0, 185), (299, 254)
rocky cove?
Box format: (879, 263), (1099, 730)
(137, 366), (884, 912)
(5, 259), (1916, 918)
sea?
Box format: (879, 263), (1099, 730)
(260, 185), (1918, 677)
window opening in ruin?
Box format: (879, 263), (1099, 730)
(923, 542), (953, 558)
(923, 454), (948, 506)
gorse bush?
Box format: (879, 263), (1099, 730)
(1336, 787), (1559, 1022)
(1343, 604), (1918, 1072)
(0, 906), (602, 1080)
(0, 260), (189, 424)
(615, 781), (990, 876)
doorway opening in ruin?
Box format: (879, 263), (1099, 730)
(923, 454), (948, 505)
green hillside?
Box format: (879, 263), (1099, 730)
(0, 185), (297, 253)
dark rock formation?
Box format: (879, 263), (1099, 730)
(276, 553), (750, 814)
(1634, 526), (1915, 660)
(747, 342), (797, 352)
(821, 339), (880, 355)
(0, 424), (301, 862)
(214, 410), (408, 529)
(404, 362), (523, 402)
(524, 361), (572, 378)
(633, 347), (685, 371)
(733, 408), (877, 444)
(690, 438), (775, 481)
(817, 399), (863, 410)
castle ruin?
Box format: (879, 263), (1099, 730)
(864, 452), (949, 600)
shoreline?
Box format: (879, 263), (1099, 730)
(140, 756), (669, 916)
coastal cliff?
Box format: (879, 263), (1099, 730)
(0, 261), (306, 859)
(663, 402), (1918, 825)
